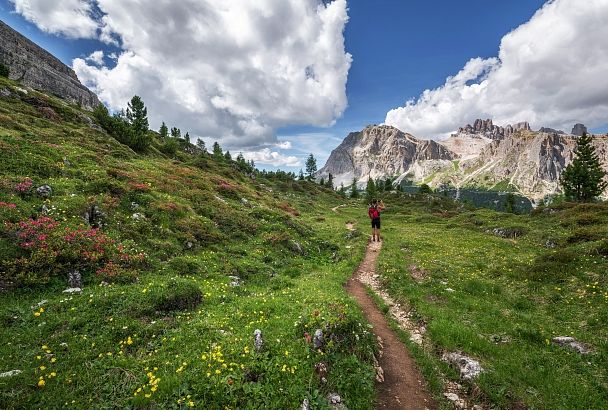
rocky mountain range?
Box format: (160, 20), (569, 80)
(318, 120), (608, 201)
(0, 21), (100, 110)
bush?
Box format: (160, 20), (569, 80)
(566, 227), (604, 244)
(2, 216), (146, 286)
(167, 256), (203, 276)
(0, 63), (8, 78)
(148, 278), (202, 312)
(524, 249), (577, 282)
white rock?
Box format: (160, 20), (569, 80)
(442, 352), (483, 380)
(0, 370), (22, 378)
(31, 300), (48, 310)
(62, 287), (82, 294)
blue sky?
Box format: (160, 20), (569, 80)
(1, 0), (607, 172)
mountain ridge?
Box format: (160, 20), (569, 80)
(319, 121), (608, 201)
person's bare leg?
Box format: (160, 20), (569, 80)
(377, 229), (381, 242)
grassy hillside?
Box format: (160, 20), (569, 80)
(0, 77), (377, 408)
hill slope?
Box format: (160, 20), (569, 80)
(0, 75), (378, 409)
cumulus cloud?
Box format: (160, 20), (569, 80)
(386, 0), (608, 138)
(85, 50), (104, 65)
(10, 0), (99, 38)
(242, 148), (301, 167)
(11, 0), (351, 149)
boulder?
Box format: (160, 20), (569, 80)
(84, 204), (106, 228)
(552, 336), (593, 354)
(68, 270), (82, 288)
(0, 370), (22, 378)
(35, 185), (53, 198)
(253, 329), (264, 352)
(442, 352), (483, 380)
(313, 329), (324, 350)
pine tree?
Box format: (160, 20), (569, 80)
(224, 151), (232, 161)
(184, 132), (190, 143)
(196, 139), (206, 153)
(319, 177), (325, 187)
(505, 193), (517, 213)
(366, 178), (377, 202)
(327, 173), (334, 190)
(305, 154), (317, 180)
(560, 133), (607, 202)
(350, 178), (359, 198)
(125, 95), (150, 151)
(338, 183), (347, 197)
(212, 142), (223, 159)
(159, 122), (168, 139)
(298, 169), (305, 181)
(170, 127), (181, 139)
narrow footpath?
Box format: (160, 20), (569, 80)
(346, 239), (436, 410)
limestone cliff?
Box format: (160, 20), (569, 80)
(0, 21), (100, 110)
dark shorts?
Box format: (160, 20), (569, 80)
(371, 218), (381, 229)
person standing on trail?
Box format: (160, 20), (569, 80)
(368, 199), (384, 242)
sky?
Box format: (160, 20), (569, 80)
(1, 0), (607, 172)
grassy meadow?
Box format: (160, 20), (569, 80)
(1, 74), (607, 409)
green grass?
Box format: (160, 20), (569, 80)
(0, 76), (378, 409)
(370, 196), (608, 409)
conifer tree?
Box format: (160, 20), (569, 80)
(224, 151), (232, 161)
(319, 177), (325, 187)
(196, 139), (206, 153)
(305, 154), (317, 180)
(184, 132), (190, 143)
(212, 142), (223, 159)
(159, 122), (168, 139)
(170, 127), (181, 139)
(327, 173), (334, 190)
(298, 169), (305, 181)
(338, 183), (347, 197)
(350, 178), (359, 198)
(366, 178), (377, 202)
(125, 95), (150, 151)
(560, 133), (607, 202)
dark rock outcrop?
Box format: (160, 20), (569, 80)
(571, 123), (588, 136)
(539, 127), (565, 134)
(0, 21), (100, 110)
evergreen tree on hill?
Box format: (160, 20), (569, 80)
(560, 133), (607, 202)
(366, 178), (376, 202)
(327, 173), (334, 190)
(350, 178), (359, 198)
(159, 122), (168, 139)
(305, 154), (317, 181)
(126, 95), (150, 151)
(170, 127), (181, 139)
(212, 142), (223, 159)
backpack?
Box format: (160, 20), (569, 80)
(368, 206), (380, 219)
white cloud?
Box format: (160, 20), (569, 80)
(274, 141), (292, 149)
(85, 50), (104, 65)
(385, 0), (608, 138)
(12, 0), (352, 149)
(10, 0), (99, 38)
(242, 148), (301, 167)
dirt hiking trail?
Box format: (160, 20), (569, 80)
(346, 239), (436, 410)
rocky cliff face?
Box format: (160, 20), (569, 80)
(0, 21), (100, 110)
(317, 125), (455, 187)
(320, 119), (608, 201)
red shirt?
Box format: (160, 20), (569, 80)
(368, 206), (380, 219)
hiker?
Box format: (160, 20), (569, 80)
(368, 199), (384, 242)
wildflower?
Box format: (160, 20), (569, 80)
(38, 378), (45, 387)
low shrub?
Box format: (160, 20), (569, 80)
(2, 216), (146, 286)
(147, 278), (202, 312)
(524, 249), (577, 282)
(566, 227), (604, 244)
(167, 255), (203, 276)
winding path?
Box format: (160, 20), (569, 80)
(346, 239), (436, 410)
